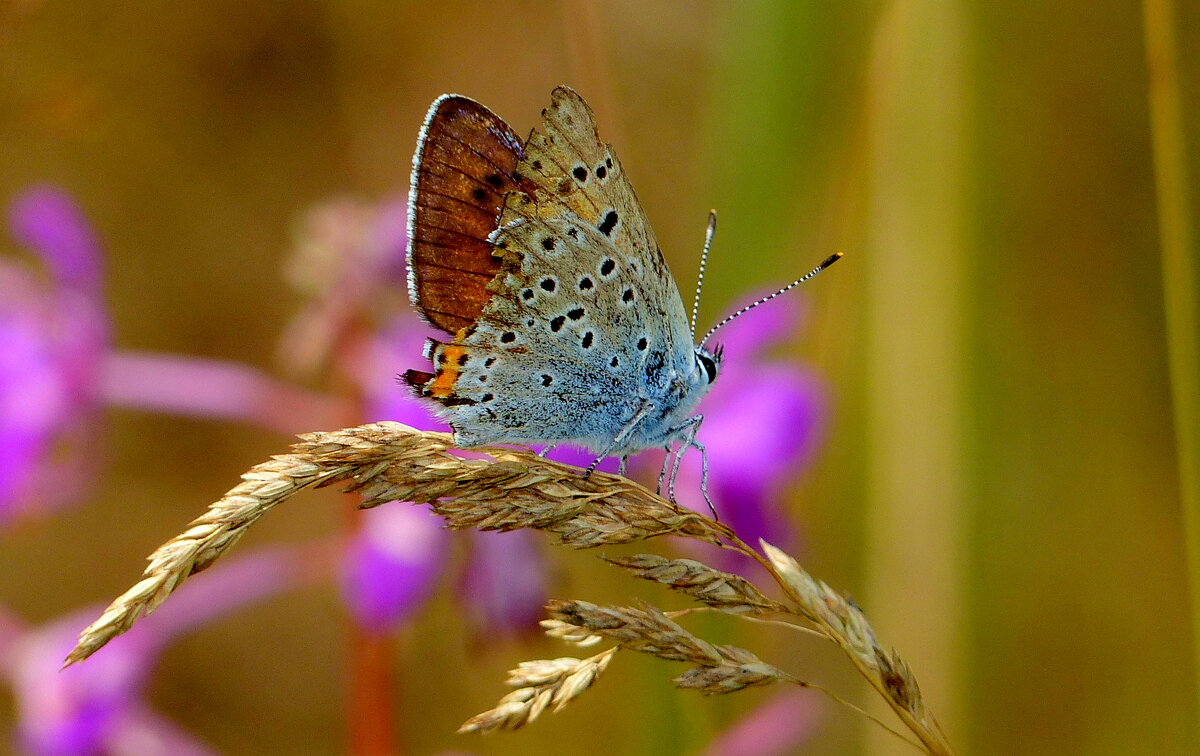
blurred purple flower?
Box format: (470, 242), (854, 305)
(15, 613), (160, 755)
(337, 310), (450, 633)
(283, 198), (506, 634)
(4, 548), (303, 756)
(340, 504), (447, 630)
(277, 195), (409, 377)
(2, 186), (344, 526)
(8, 186), (102, 296)
(341, 311), (551, 636)
(357, 315), (438, 429)
(693, 690), (821, 756)
(1, 187), (108, 525)
(101, 351), (351, 436)
(457, 530), (548, 636)
(662, 293), (825, 554)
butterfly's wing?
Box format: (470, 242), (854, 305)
(521, 87), (694, 363)
(406, 94), (537, 334)
(408, 87), (702, 452)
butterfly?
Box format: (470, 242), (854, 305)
(403, 87), (838, 509)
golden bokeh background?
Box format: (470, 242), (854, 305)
(1, 1), (1197, 754)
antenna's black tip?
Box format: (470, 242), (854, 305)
(819, 252), (844, 270)
(699, 250), (841, 347)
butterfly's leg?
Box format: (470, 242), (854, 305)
(664, 415), (705, 505)
(586, 399), (655, 479)
(537, 445), (556, 458)
(617, 456), (629, 476)
(690, 438), (716, 520)
(656, 447), (671, 494)
(583, 458), (603, 479)
(667, 442), (685, 502)
(669, 426), (715, 519)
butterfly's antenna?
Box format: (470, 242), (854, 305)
(699, 252), (843, 348)
(690, 210), (717, 338)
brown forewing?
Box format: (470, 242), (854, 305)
(408, 95), (536, 334)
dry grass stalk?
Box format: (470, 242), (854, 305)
(510, 600), (921, 750)
(465, 600), (794, 733)
(457, 648), (618, 733)
(604, 554), (784, 614)
(65, 422), (728, 666)
(673, 642), (798, 694)
(545, 600), (789, 691)
(65, 452), (344, 665)
(326, 427), (734, 548)
(547, 599), (723, 665)
(64, 421), (952, 754)
(760, 541), (951, 755)
(539, 618), (603, 647)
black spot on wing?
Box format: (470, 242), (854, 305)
(598, 211), (618, 236)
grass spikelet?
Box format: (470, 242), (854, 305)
(604, 554), (784, 614)
(673, 655), (789, 694)
(457, 648), (617, 733)
(543, 600), (791, 694)
(539, 618), (603, 647)
(547, 599), (724, 665)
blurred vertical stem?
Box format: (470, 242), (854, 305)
(345, 584), (399, 756)
(318, 6), (401, 749)
(862, 1), (967, 753)
(335, 327), (398, 755)
(1142, 0), (1200, 733)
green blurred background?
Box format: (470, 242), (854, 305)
(1, 1), (1198, 753)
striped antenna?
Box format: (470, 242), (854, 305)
(698, 252), (843, 348)
(689, 210), (718, 337)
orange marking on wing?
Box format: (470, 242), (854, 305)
(429, 345), (468, 398)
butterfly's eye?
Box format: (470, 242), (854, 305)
(697, 353), (719, 384)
